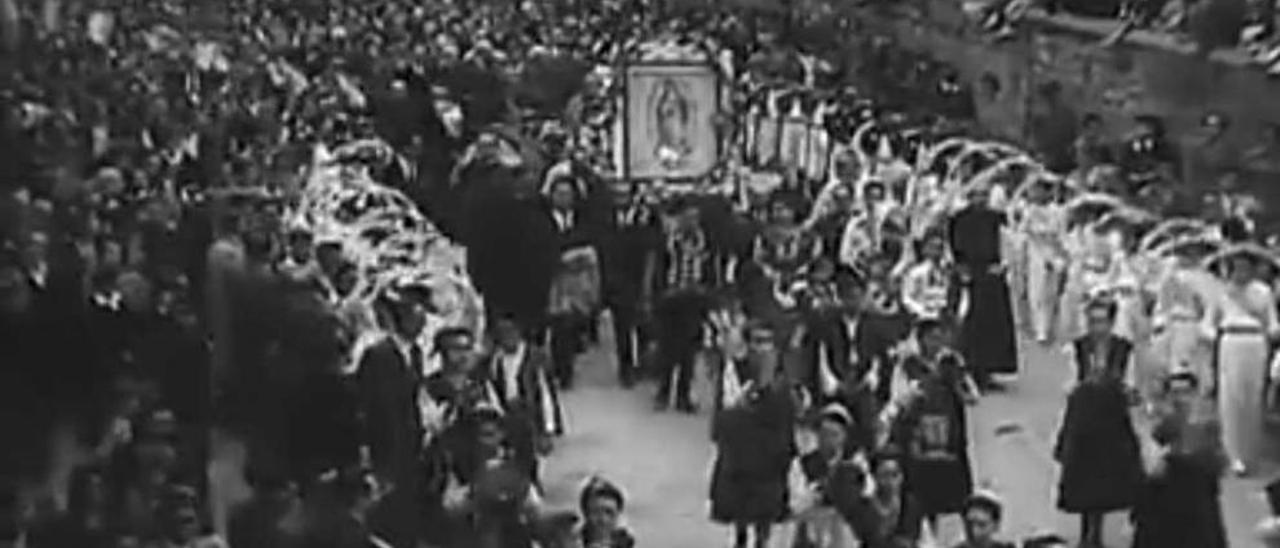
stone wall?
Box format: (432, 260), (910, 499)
(867, 5), (1280, 161)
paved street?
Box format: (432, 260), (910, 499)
(539, 321), (1276, 548)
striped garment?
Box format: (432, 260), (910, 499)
(664, 229), (711, 292)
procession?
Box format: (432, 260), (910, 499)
(4, 0), (1280, 547)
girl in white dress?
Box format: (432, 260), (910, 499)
(1150, 238), (1219, 395)
(1201, 247), (1280, 475)
(1013, 182), (1067, 343)
(1059, 221), (1114, 342)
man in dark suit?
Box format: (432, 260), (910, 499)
(645, 198), (718, 413)
(543, 176), (595, 390)
(354, 289), (429, 548)
(597, 180), (660, 387)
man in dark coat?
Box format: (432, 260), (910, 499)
(596, 180), (660, 387)
(354, 291), (429, 548)
(464, 164), (559, 339)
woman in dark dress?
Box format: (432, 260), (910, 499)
(1130, 416), (1227, 548)
(1054, 299), (1143, 548)
(710, 321), (800, 548)
(890, 319), (977, 528)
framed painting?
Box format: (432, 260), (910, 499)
(621, 62), (721, 182)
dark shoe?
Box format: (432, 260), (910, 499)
(675, 400), (699, 414)
(619, 373), (635, 389)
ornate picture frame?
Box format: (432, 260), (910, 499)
(620, 62), (722, 183)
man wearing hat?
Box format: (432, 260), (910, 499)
(1118, 114), (1178, 193)
(1182, 111), (1238, 189)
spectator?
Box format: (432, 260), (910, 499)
(1027, 83), (1078, 174)
(1073, 113), (1115, 178)
(1182, 112), (1239, 188)
(1117, 114), (1180, 193)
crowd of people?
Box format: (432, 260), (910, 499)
(969, 0), (1280, 70)
(3, 0), (1280, 547)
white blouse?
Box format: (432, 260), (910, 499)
(1202, 280), (1280, 337)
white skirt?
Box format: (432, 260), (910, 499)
(1218, 329), (1269, 465)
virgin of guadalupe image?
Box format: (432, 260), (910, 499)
(648, 77), (694, 169)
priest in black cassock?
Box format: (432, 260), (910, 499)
(947, 185), (1018, 389)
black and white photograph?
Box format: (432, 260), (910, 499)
(3, 0), (1280, 547)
